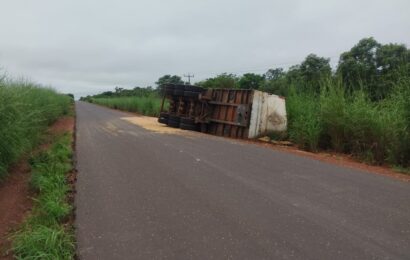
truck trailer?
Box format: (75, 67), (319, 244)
(158, 84), (287, 139)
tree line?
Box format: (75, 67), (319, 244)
(195, 37), (409, 101)
(81, 37), (409, 102)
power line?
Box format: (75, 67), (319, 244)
(183, 73), (194, 84)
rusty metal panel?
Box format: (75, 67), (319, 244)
(199, 89), (253, 138)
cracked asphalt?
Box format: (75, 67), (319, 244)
(75, 101), (410, 260)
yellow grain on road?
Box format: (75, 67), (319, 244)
(121, 116), (198, 137)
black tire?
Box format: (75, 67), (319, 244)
(158, 112), (169, 124)
(180, 117), (195, 125)
(174, 90), (184, 96)
(163, 84), (175, 95)
(168, 114), (180, 122)
(158, 117), (168, 124)
(200, 123), (208, 133)
(167, 120), (180, 128)
(184, 85), (204, 92)
(173, 84), (185, 96)
(174, 84), (185, 90)
(167, 115), (181, 127)
(183, 91), (200, 98)
(159, 112), (169, 119)
(165, 88), (174, 95)
(180, 123), (199, 131)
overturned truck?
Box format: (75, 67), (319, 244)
(158, 84), (287, 139)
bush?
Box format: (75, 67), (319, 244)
(0, 78), (71, 180)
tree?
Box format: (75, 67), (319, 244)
(299, 54), (331, 92)
(265, 68), (285, 81)
(100, 91), (114, 97)
(155, 74), (184, 95)
(115, 86), (124, 94)
(337, 37), (410, 99)
(196, 73), (239, 89)
(260, 68), (288, 95)
(286, 65), (302, 84)
(155, 75), (184, 87)
(374, 43), (410, 98)
(376, 43), (409, 72)
(337, 37), (381, 94)
(238, 73), (265, 89)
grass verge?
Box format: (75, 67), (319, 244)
(11, 133), (75, 259)
(90, 95), (164, 117)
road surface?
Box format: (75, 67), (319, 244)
(75, 101), (410, 260)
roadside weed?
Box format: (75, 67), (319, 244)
(12, 133), (75, 259)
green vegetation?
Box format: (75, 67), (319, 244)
(196, 37), (410, 100)
(155, 75), (184, 95)
(81, 37), (409, 169)
(0, 77), (72, 180)
(80, 85), (164, 117)
(196, 37), (410, 169)
(196, 73), (238, 89)
(91, 95), (163, 117)
(286, 78), (409, 167)
(12, 133), (75, 260)
(286, 87), (321, 152)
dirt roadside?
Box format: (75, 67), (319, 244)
(0, 116), (75, 259)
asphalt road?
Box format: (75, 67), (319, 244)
(75, 101), (410, 260)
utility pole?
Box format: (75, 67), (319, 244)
(183, 73), (194, 84)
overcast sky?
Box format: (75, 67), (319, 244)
(1, 0), (409, 98)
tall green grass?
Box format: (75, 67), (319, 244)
(0, 78), (72, 180)
(286, 87), (321, 151)
(286, 78), (410, 167)
(91, 95), (163, 116)
(12, 133), (75, 260)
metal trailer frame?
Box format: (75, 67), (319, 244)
(158, 84), (287, 139)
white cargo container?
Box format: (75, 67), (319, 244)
(248, 90), (287, 138)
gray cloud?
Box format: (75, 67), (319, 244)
(1, 0), (409, 98)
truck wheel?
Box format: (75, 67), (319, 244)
(167, 120), (180, 128)
(180, 123), (199, 131)
(173, 85), (185, 96)
(163, 84), (175, 95)
(167, 114), (180, 128)
(180, 117), (195, 125)
(183, 91), (200, 98)
(158, 112), (169, 124)
(184, 85), (204, 92)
